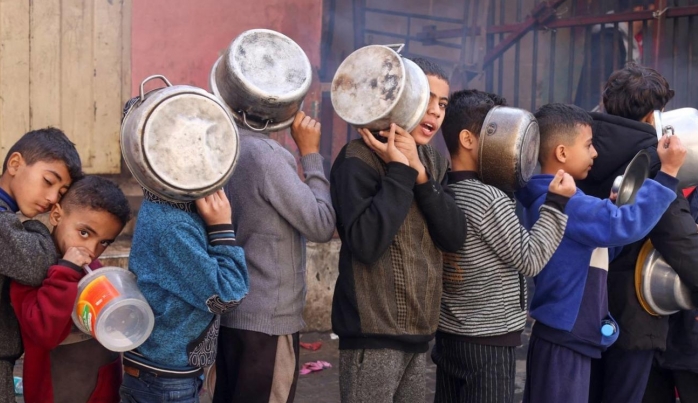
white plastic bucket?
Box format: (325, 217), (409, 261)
(72, 266), (154, 352)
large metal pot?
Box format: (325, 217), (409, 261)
(331, 44), (429, 133)
(210, 29), (312, 133)
(478, 106), (539, 193)
(653, 108), (698, 188)
(635, 240), (696, 316)
(121, 75), (240, 202)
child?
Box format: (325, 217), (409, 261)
(330, 58), (466, 403)
(577, 63), (698, 403)
(121, 185), (248, 402)
(11, 176), (131, 403)
(516, 103), (685, 403)
(0, 128), (81, 403)
(214, 110), (335, 403)
(432, 90), (574, 403)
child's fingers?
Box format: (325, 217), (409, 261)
(549, 169), (564, 187)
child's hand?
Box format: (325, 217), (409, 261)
(63, 246), (93, 267)
(290, 111), (321, 156)
(195, 189), (232, 226)
(548, 169), (576, 198)
(388, 125), (429, 184)
(658, 134), (687, 178)
(358, 124), (409, 166)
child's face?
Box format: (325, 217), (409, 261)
(410, 75), (449, 146)
(49, 206), (123, 261)
(565, 125), (598, 180)
(5, 153), (71, 218)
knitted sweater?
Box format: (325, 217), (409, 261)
(221, 129), (335, 335)
(128, 200), (248, 368)
(331, 140), (467, 353)
(438, 171), (568, 345)
(0, 187), (57, 365)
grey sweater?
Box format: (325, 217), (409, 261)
(222, 129), (336, 335)
(0, 198), (57, 366)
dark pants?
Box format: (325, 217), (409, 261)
(0, 360), (14, 403)
(431, 334), (516, 403)
(120, 372), (201, 403)
(213, 327), (299, 403)
(642, 359), (698, 403)
(523, 334), (591, 403)
(589, 346), (654, 403)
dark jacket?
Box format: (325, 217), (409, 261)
(330, 140), (466, 353)
(0, 189), (57, 365)
(578, 112), (698, 351)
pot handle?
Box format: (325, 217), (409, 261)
(139, 75), (173, 102)
(385, 43), (405, 54)
(241, 111), (271, 132)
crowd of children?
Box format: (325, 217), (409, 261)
(0, 54), (695, 403)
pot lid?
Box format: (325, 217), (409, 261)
(143, 93), (238, 191)
(331, 45), (407, 126)
(227, 29), (312, 98)
(614, 150), (651, 206)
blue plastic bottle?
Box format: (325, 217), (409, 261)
(600, 319), (617, 337)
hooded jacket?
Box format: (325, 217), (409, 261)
(578, 113), (698, 351)
(516, 171), (677, 358)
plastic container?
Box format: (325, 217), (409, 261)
(72, 266), (154, 352)
(600, 319), (617, 337)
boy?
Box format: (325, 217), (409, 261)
(213, 109), (336, 403)
(516, 103), (685, 403)
(330, 58), (466, 403)
(0, 128), (81, 403)
(432, 90), (573, 403)
(577, 63), (698, 403)
(11, 176), (131, 403)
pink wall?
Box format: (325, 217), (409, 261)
(131, 0), (323, 122)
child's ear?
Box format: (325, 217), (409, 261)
(459, 129), (476, 151)
(48, 203), (64, 227)
(5, 152), (24, 176)
(554, 145), (567, 164)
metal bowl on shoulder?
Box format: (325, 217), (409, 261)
(478, 106), (539, 193)
(210, 29), (312, 133)
(122, 75), (240, 202)
(635, 240), (696, 316)
(331, 44), (429, 133)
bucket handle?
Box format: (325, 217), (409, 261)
(385, 43), (405, 54)
(241, 111), (271, 132)
(83, 265), (93, 274)
(139, 75), (173, 102)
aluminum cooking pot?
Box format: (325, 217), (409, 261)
(478, 106), (539, 193)
(121, 75), (240, 202)
(653, 108), (698, 188)
(331, 44), (429, 133)
(635, 240), (696, 316)
(210, 29), (312, 133)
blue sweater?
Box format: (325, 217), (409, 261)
(516, 172), (677, 357)
(128, 200), (248, 368)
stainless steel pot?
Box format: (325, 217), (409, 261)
(210, 29), (312, 133)
(635, 240), (696, 316)
(331, 44), (429, 133)
(610, 150), (651, 206)
(653, 108), (698, 188)
(478, 106), (539, 193)
(121, 75), (240, 202)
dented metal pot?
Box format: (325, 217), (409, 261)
(331, 44), (429, 133)
(121, 75), (240, 202)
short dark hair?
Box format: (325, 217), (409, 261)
(603, 62), (674, 121)
(2, 127), (82, 180)
(441, 89), (508, 155)
(62, 176), (132, 227)
(535, 103), (593, 162)
(411, 57), (449, 83)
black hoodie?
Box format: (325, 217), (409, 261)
(578, 112), (698, 351)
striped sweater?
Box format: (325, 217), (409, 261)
(439, 171), (568, 344)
